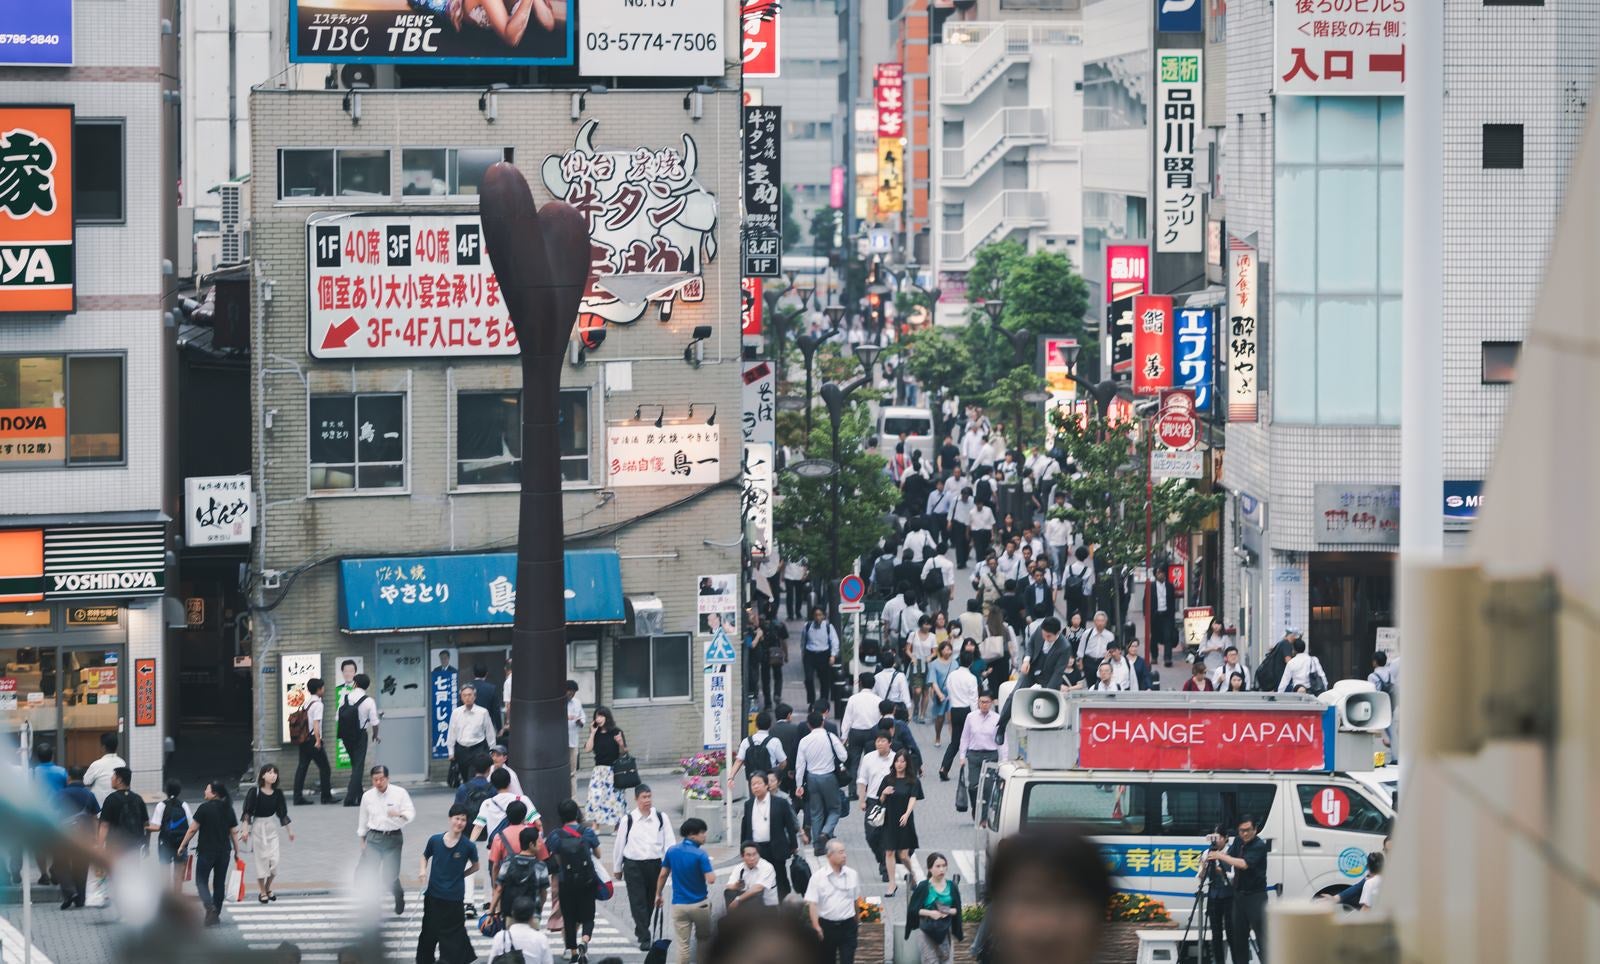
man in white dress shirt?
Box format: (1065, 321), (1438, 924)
(794, 713), (849, 855)
(725, 843), (780, 910)
(615, 784), (675, 950)
(565, 680), (585, 794)
(355, 765), (415, 915)
(1211, 645), (1254, 690)
(806, 839), (862, 964)
(447, 683), (496, 787)
(855, 728), (895, 882)
(82, 733), (126, 805)
(839, 673), (884, 790)
(1278, 639), (1315, 692)
(938, 655), (981, 780)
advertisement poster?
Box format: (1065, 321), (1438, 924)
(741, 361), (776, 446)
(1157, 0), (1203, 33)
(606, 424), (720, 487)
(184, 475), (253, 546)
(696, 573), (738, 636)
(1274, 0), (1406, 95)
(281, 654), (322, 744)
(0, 1), (72, 65)
(333, 656), (365, 768)
(743, 442), (774, 561)
(290, 0), (573, 66)
(1155, 50), (1203, 253)
(1227, 236), (1259, 422)
(740, 0), (780, 77)
(1078, 706), (1332, 771)
(1132, 295), (1174, 396)
(580, 0), (722, 76)
(1174, 307), (1214, 412)
(0, 407), (66, 465)
(741, 278), (763, 337)
(742, 106), (783, 277)
(0, 106), (74, 314)
(134, 658), (156, 727)
(429, 647), (459, 761)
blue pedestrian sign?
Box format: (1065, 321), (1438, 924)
(705, 627), (738, 663)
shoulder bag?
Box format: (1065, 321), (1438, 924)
(611, 749), (641, 790)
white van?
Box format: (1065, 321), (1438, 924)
(973, 688), (1394, 912)
(874, 405), (936, 463)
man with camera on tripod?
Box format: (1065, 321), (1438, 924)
(1185, 827), (1234, 964)
(1203, 815), (1269, 964)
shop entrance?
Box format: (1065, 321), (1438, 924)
(0, 604), (126, 769)
(368, 635), (429, 782)
(1308, 553), (1395, 681)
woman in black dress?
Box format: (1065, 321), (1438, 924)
(878, 749), (923, 897)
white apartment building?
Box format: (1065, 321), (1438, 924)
(929, 14), (1086, 325)
(1078, 0), (1148, 310)
(757, 0), (849, 247)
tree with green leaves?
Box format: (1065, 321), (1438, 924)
(983, 368), (1049, 452)
(774, 403), (898, 588)
(809, 206), (840, 257)
(960, 241), (1097, 391)
(898, 327), (972, 437)
(782, 187), (803, 252)
(1046, 406), (1223, 640)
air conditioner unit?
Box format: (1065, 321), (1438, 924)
(219, 179), (251, 264)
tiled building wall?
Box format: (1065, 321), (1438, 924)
(248, 89), (746, 770)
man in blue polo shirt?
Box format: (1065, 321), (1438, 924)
(655, 818), (716, 964)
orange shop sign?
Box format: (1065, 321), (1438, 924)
(0, 105), (75, 313)
(0, 529), (44, 603)
(0, 407), (66, 465)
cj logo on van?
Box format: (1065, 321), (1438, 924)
(0, 105), (75, 313)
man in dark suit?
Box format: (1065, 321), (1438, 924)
(739, 772), (801, 899)
(468, 664), (502, 734)
(1023, 568), (1054, 616)
(1020, 617), (1074, 691)
(769, 703), (805, 793)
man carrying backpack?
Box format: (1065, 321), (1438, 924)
(612, 785), (675, 951)
(338, 673), (380, 807)
(493, 826), (551, 932)
(545, 799), (602, 961)
(97, 767), (150, 855)
(454, 754), (498, 916)
(729, 711), (787, 786)
(148, 779), (194, 892)
(292, 677), (337, 806)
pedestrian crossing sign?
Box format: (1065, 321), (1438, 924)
(705, 627), (738, 662)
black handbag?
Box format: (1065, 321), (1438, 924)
(789, 853), (813, 895)
(611, 752), (641, 790)
(644, 907), (672, 964)
(954, 763), (969, 813)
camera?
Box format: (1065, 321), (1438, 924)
(1206, 828), (1229, 851)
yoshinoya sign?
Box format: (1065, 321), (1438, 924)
(0, 2), (72, 66)
(43, 524), (165, 600)
(606, 424), (721, 487)
(306, 213), (509, 359)
(290, 0), (573, 66)
(1077, 705), (1335, 771)
(1274, 0), (1406, 96)
(184, 475), (253, 547)
(0, 105), (74, 313)
(580, 0), (722, 77)
(1313, 483), (1400, 546)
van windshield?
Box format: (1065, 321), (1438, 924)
(1021, 782), (1146, 834)
(881, 417), (932, 438)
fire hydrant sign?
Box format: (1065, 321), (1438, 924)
(306, 213), (513, 359)
(1274, 0), (1407, 96)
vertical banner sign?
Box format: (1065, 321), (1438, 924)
(703, 656), (732, 750)
(1133, 295), (1175, 396)
(1274, 1), (1406, 95)
(741, 361), (776, 446)
(1174, 307), (1214, 411)
(1158, 0), (1204, 33)
(741, 277), (763, 336)
(134, 658), (157, 727)
(0, 105), (74, 314)
(743, 442), (775, 560)
(1156, 51), (1203, 253)
(875, 64), (906, 215)
(743, 105), (782, 277)
(429, 648), (458, 761)
(741, 0), (780, 78)
(830, 166), (847, 208)
(1105, 244), (1147, 384)
(1227, 237), (1259, 422)
(281, 654), (321, 744)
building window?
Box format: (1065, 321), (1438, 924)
(1481, 341), (1521, 383)
(401, 148), (510, 196)
(457, 391), (521, 486)
(278, 149), (392, 199)
(941, 202), (965, 231)
(74, 122), (125, 223)
(613, 633), (691, 701)
(0, 354), (124, 466)
(309, 392), (406, 492)
(558, 388), (591, 483)
(1273, 96), (1404, 425)
(1083, 55), (1148, 132)
(1482, 124), (1524, 169)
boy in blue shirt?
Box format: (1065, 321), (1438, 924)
(655, 818), (716, 964)
(415, 803), (479, 963)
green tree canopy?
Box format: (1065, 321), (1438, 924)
(774, 403), (898, 582)
(956, 242), (1096, 391)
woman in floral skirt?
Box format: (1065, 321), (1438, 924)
(583, 706), (628, 831)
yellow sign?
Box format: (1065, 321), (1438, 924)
(876, 137), (903, 214)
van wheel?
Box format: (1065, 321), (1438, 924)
(1314, 885), (1346, 899)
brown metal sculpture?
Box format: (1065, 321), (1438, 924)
(479, 162), (593, 820)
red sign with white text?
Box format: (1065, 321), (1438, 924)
(741, 0), (780, 78)
(1132, 295), (1174, 396)
(1105, 244), (1149, 303)
(741, 277), (763, 336)
(875, 63), (905, 138)
(1168, 564), (1186, 595)
(1077, 706), (1332, 771)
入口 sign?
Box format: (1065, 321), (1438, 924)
(185, 475), (253, 547)
(580, 0), (722, 77)
(1274, 0), (1406, 96)
(0, 105), (75, 313)
(607, 424), (720, 487)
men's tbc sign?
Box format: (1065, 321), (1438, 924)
(1077, 707), (1332, 772)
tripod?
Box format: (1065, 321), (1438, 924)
(1179, 860), (1230, 964)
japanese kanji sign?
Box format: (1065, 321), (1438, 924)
(743, 105), (783, 277)
(742, 360), (776, 446)
(1106, 243), (1149, 304)
(0, 105), (74, 313)
(1174, 306), (1214, 412)
(607, 424), (721, 487)
(1275, 0), (1406, 95)
(741, 0), (780, 77)
(741, 277), (763, 336)
(1132, 294), (1175, 396)
(877, 138), (904, 215)
(281, 654), (320, 744)
(1155, 50), (1203, 253)
(743, 441), (774, 560)
(306, 213), (508, 358)
(876, 63), (905, 138)
(184, 475), (253, 547)
(1227, 236), (1259, 422)
(542, 120), (718, 323)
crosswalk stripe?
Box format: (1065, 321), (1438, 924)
(952, 849), (976, 883)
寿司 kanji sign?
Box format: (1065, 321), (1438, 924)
(607, 424), (721, 487)
(306, 213), (508, 359)
(1274, 0), (1407, 96)
(1078, 706), (1334, 771)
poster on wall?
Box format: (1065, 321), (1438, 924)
(1227, 236), (1259, 422)
(184, 475), (253, 546)
(0, 2), (72, 65)
(290, 0), (573, 66)
(0, 105), (74, 314)
(696, 573), (738, 636)
(134, 658), (157, 727)
(1155, 50), (1203, 253)
(333, 656), (365, 768)
(281, 654), (321, 744)
(580, 0), (722, 76)
(541, 121), (718, 326)
(741, 278), (764, 337)
(606, 424), (720, 487)
(1274, 0), (1406, 95)
(429, 647), (458, 761)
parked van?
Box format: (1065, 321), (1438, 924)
(973, 687), (1394, 912)
(873, 405), (936, 463)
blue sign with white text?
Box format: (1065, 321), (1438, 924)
(1443, 481), (1484, 523)
(430, 666), (457, 759)
(1157, 0), (1204, 34)
(0, 1), (73, 66)
(1174, 306), (1213, 411)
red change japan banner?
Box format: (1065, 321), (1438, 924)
(1077, 706), (1333, 771)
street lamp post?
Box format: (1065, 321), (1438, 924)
(796, 332), (826, 439)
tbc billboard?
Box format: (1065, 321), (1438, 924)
(291, 0), (574, 65)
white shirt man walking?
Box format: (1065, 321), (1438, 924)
(806, 839), (862, 964)
(614, 784), (676, 951)
(447, 683), (495, 787)
(355, 765), (415, 915)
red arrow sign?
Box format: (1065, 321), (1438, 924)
(320, 317), (361, 351)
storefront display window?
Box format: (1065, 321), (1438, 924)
(0, 604), (125, 768)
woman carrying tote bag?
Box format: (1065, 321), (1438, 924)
(904, 852), (964, 964)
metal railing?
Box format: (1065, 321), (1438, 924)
(939, 107), (1049, 184)
(939, 190), (1049, 263)
(939, 22), (1084, 102)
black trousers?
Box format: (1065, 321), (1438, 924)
(940, 707), (970, 776)
(342, 733), (368, 805)
(1206, 894), (1233, 964)
(453, 741), (490, 787)
(416, 894), (475, 963)
(785, 580), (809, 620)
(560, 882), (597, 950)
(971, 529), (993, 561)
(949, 522), (970, 568)
(820, 917), (858, 964)
(1153, 611), (1179, 661)
(802, 650), (832, 707)
(1230, 891), (1268, 964)
(985, 656), (1010, 698)
(195, 850), (230, 912)
(55, 841), (86, 906)
(845, 728), (876, 787)
(753, 842), (792, 900)
(622, 858), (661, 942)
(760, 660), (783, 707)
(294, 740), (333, 801)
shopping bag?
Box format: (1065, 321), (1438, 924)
(84, 868), (111, 908)
(227, 856), (248, 903)
(593, 853), (615, 901)
(182, 853), (195, 882)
